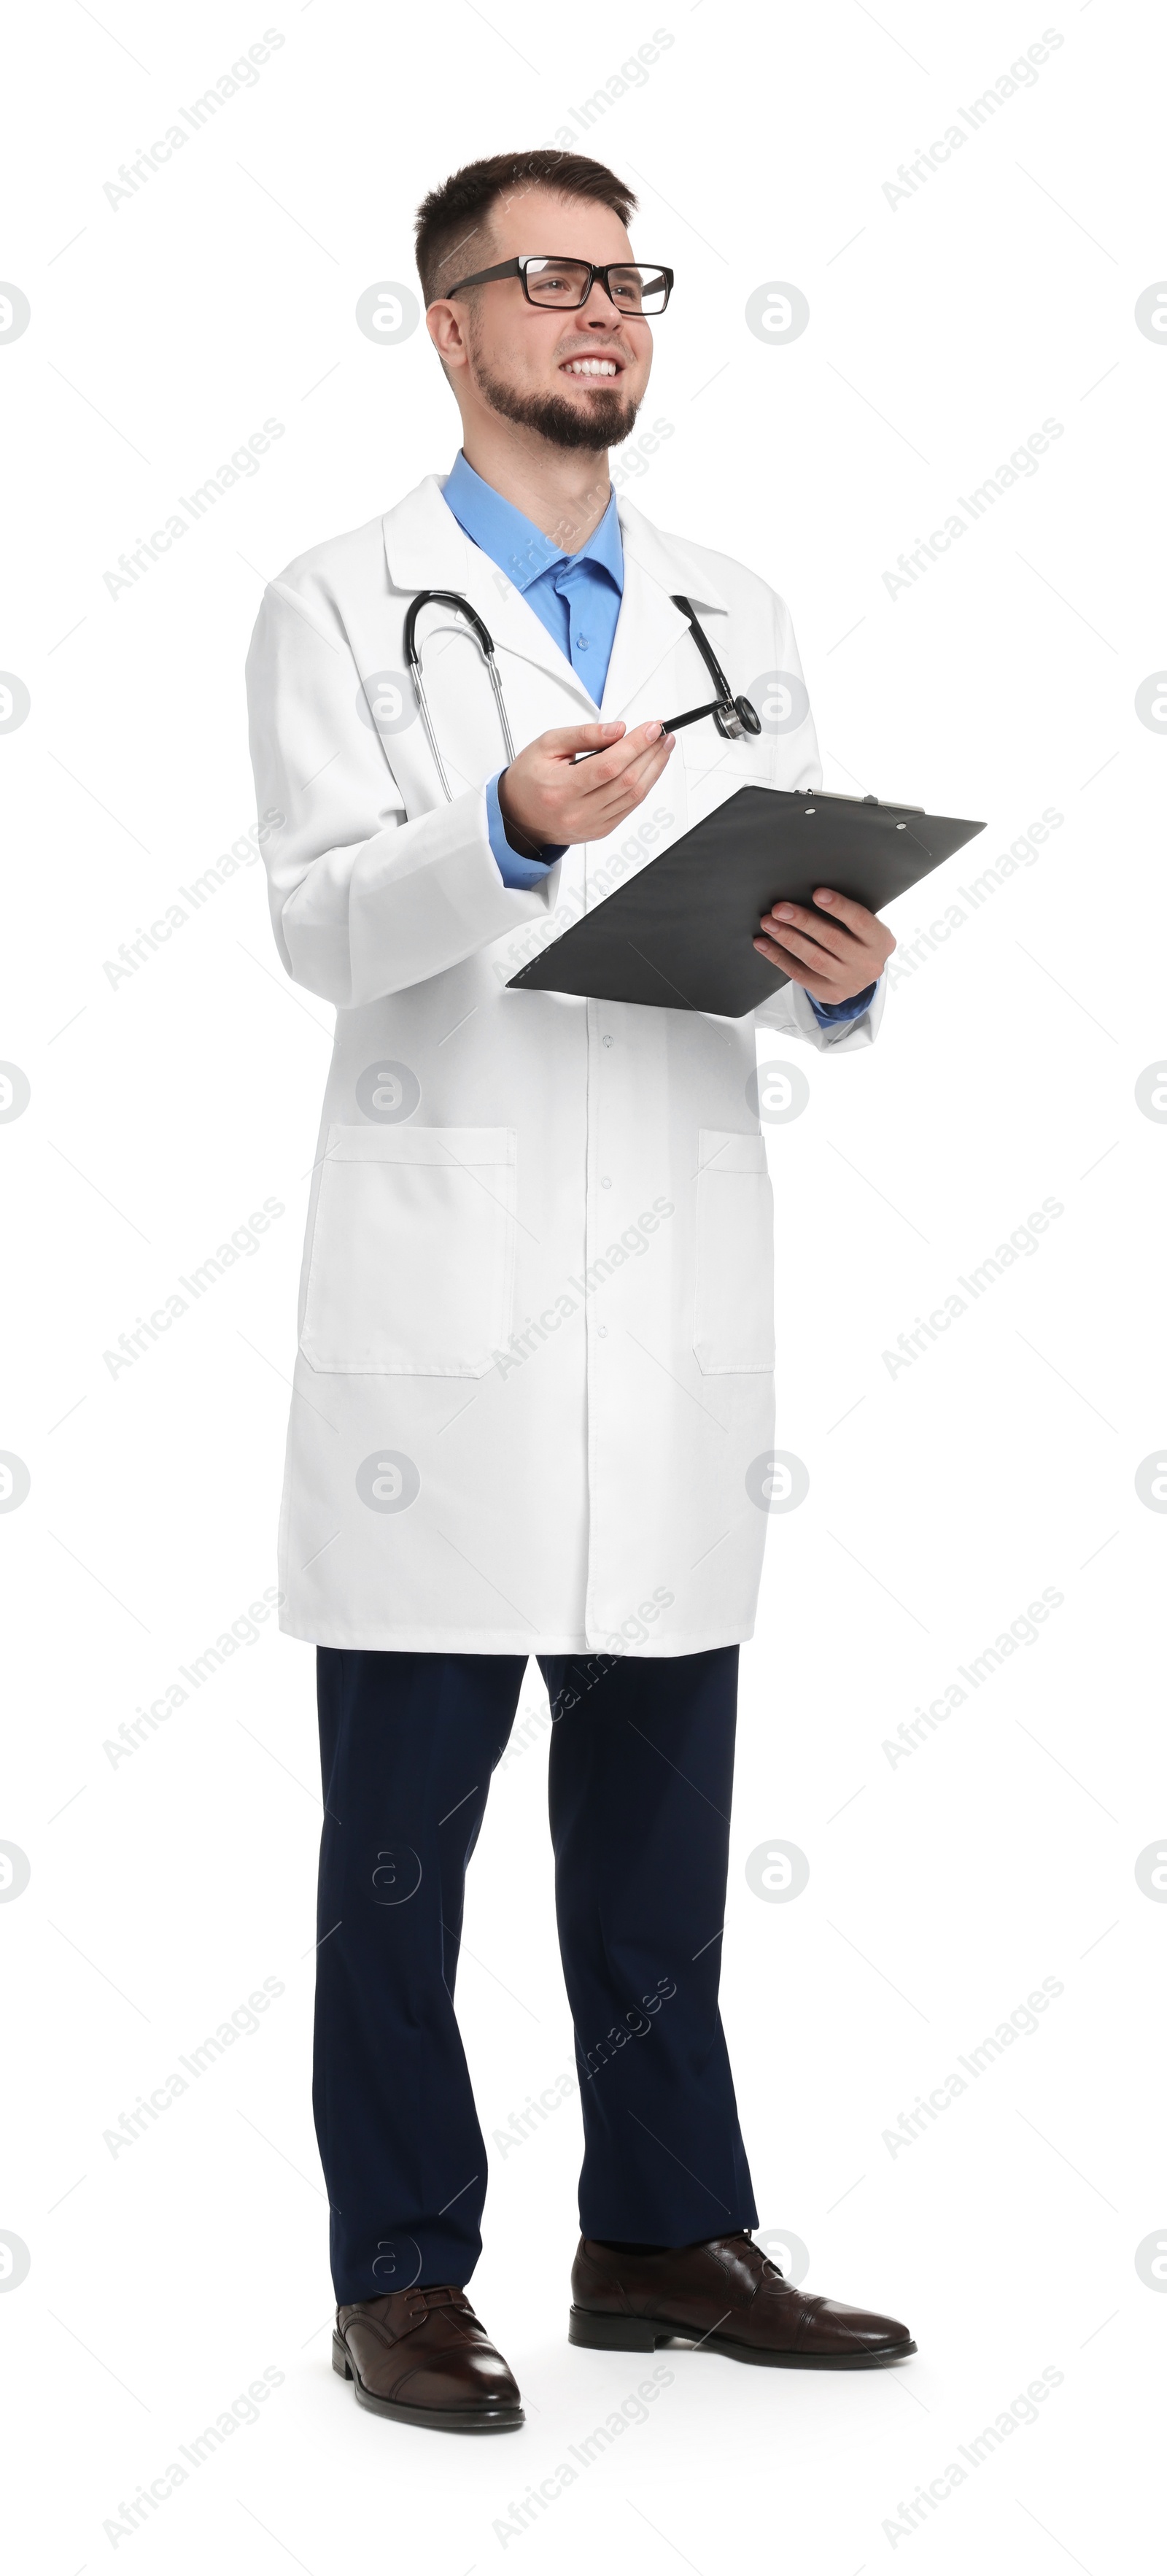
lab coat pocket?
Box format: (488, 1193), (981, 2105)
(301, 1125), (516, 1376)
(693, 1129), (775, 1376)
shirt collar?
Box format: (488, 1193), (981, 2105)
(441, 449), (624, 597)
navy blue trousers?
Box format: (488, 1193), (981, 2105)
(314, 1645), (758, 2300)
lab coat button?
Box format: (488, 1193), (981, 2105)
(600, 1175), (612, 1188)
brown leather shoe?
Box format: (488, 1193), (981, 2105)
(569, 2231), (915, 2368)
(333, 2285), (524, 2430)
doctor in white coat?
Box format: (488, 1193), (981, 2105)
(246, 147), (912, 2436)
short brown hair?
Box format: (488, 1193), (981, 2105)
(414, 150), (637, 306)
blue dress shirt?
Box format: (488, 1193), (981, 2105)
(442, 449), (621, 891)
(441, 450), (875, 1023)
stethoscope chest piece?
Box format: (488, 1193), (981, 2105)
(398, 583), (761, 801)
(715, 695), (762, 742)
(667, 595), (760, 741)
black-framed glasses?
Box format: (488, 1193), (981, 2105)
(438, 255), (673, 314)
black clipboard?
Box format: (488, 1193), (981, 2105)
(506, 786), (985, 1017)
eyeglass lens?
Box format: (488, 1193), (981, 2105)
(524, 260), (668, 312)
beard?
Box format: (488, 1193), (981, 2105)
(471, 347), (641, 452)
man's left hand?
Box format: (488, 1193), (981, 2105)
(753, 887), (896, 1002)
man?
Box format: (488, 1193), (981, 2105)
(245, 149), (911, 2435)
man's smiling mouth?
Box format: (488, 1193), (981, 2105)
(559, 356), (623, 377)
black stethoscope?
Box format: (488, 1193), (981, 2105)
(402, 589), (760, 800)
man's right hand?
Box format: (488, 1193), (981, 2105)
(497, 719), (676, 856)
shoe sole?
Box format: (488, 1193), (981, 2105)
(567, 2308), (916, 2367)
(333, 2333), (524, 2430)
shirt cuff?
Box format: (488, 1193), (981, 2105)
(808, 978), (879, 1026)
(486, 771), (567, 890)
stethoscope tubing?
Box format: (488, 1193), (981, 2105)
(403, 589), (517, 800)
(400, 587), (757, 798)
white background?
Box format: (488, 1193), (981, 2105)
(3, 1), (1165, 2568)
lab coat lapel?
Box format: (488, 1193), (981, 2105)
(380, 474), (736, 732)
(381, 475), (599, 713)
(600, 498), (730, 723)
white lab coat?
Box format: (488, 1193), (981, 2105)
(245, 473), (885, 1655)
